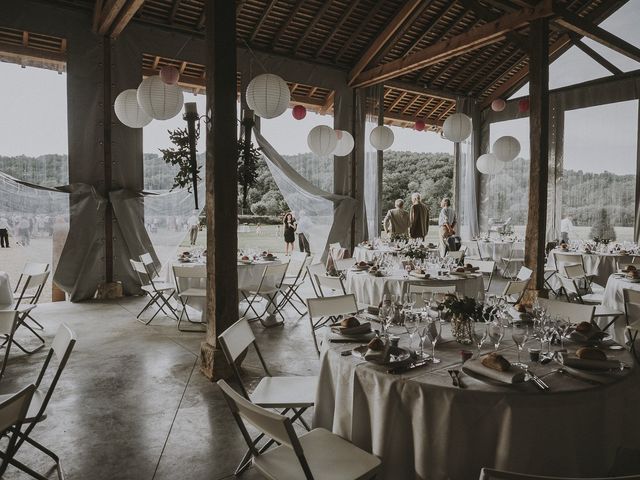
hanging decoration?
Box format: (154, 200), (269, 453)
(159, 65), (180, 85)
(491, 99), (506, 112)
(292, 105), (306, 120)
(333, 130), (354, 156)
(370, 125), (394, 150)
(518, 97), (530, 113)
(414, 119), (426, 131)
(114, 89), (152, 128)
(492, 136), (521, 162)
(307, 125), (337, 155)
(442, 113), (472, 142)
(476, 153), (504, 175)
(137, 76), (184, 120)
(245, 73), (290, 119)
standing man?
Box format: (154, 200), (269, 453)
(383, 199), (410, 237)
(187, 213), (200, 246)
(0, 216), (10, 248)
(438, 198), (457, 256)
(409, 193), (429, 240)
(560, 215), (573, 244)
(297, 210), (311, 255)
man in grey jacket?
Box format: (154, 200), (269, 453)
(383, 199), (410, 237)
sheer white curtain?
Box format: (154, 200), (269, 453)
(363, 86), (383, 240)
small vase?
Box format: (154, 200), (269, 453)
(451, 314), (473, 345)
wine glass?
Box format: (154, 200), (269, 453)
(416, 314), (430, 359)
(425, 316), (442, 364)
(511, 323), (529, 367)
(404, 314), (418, 351)
(488, 321), (505, 351)
(403, 293), (415, 314)
(471, 321), (487, 358)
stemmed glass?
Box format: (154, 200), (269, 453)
(403, 293), (415, 315)
(425, 314), (442, 364)
(471, 321), (488, 358)
(415, 314), (430, 359)
(511, 323), (530, 367)
(404, 313), (418, 351)
(488, 321), (505, 351)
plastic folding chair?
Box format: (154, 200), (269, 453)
(560, 264), (604, 304)
(537, 298), (594, 324)
(130, 259), (178, 325)
(306, 263), (327, 298)
(11, 271), (49, 354)
(139, 252), (161, 279)
(218, 379), (380, 480)
(12, 263), (49, 330)
(466, 259), (496, 291)
(172, 264), (206, 332)
(0, 311), (19, 382)
(241, 262), (289, 327)
(218, 318), (317, 475)
(407, 284), (456, 308)
(445, 250), (465, 264)
(278, 252), (311, 315)
(500, 244), (525, 279)
(502, 278), (529, 305)
(0, 324), (76, 480)
(306, 294), (359, 353)
(479, 467), (640, 480)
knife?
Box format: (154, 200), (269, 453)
(387, 358), (430, 374)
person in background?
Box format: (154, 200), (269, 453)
(409, 193), (429, 240)
(0, 216), (10, 248)
(283, 212), (296, 256)
(18, 216), (31, 246)
(383, 199), (410, 237)
(297, 210), (311, 255)
(560, 215), (573, 244)
(438, 197), (457, 257)
(187, 213), (199, 246)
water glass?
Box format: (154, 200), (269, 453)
(471, 321), (487, 358)
(488, 321), (505, 351)
(511, 324), (529, 367)
(425, 318), (442, 364)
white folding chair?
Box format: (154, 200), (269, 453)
(560, 264), (604, 304)
(140, 252), (161, 279)
(0, 324), (76, 480)
(445, 250), (465, 264)
(218, 318), (317, 475)
(11, 271), (50, 354)
(500, 243), (525, 279)
(466, 259), (496, 291)
(130, 259), (178, 325)
(479, 467), (640, 480)
(241, 262), (289, 327)
(537, 298), (594, 324)
(307, 263), (328, 298)
(502, 279), (529, 304)
(218, 379), (380, 480)
(408, 284), (456, 308)
(315, 274), (368, 312)
(279, 253), (311, 315)
(622, 289), (640, 361)
(516, 266), (532, 281)
(12, 263), (49, 330)
(172, 264), (206, 332)
(0, 311), (19, 382)
(306, 294), (359, 353)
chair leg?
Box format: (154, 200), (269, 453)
(177, 298), (206, 333)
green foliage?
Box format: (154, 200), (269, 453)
(237, 139), (261, 212)
(590, 208), (617, 242)
(159, 128), (201, 192)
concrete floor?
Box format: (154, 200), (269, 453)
(0, 275), (515, 480)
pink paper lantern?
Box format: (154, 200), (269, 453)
(292, 105), (306, 120)
(518, 98), (530, 113)
(491, 99), (506, 112)
(414, 119), (425, 131)
(159, 66), (180, 85)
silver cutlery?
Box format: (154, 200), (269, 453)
(447, 369), (459, 387)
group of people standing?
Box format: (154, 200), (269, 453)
(283, 211), (310, 256)
(383, 193), (458, 256)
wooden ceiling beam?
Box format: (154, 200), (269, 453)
(319, 91), (335, 114)
(313, 1), (360, 58)
(0, 43), (66, 68)
(169, 0), (183, 24)
(294, 1), (333, 54)
(352, 0), (555, 88)
(387, 91), (408, 112)
(437, 102), (456, 120)
(110, 0), (145, 38)
(97, 0), (127, 36)
(383, 110), (444, 128)
(348, 0), (423, 85)
(458, 0), (529, 50)
(414, 98), (434, 118)
(401, 2), (459, 58)
(385, 80), (458, 101)
(426, 99), (447, 118)
(92, 0), (104, 33)
(569, 33), (622, 75)
(249, 0), (278, 43)
(272, 0), (305, 47)
(459, 46), (523, 94)
(334, 0), (386, 63)
(554, 6), (640, 64)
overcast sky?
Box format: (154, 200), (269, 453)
(0, 0), (638, 173)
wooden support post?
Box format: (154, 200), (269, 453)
(200, 0), (238, 381)
(524, 18), (549, 298)
(103, 38), (113, 284)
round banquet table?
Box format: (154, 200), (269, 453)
(601, 273), (640, 342)
(547, 249), (631, 288)
(313, 324), (640, 480)
(353, 245), (398, 263)
(345, 269), (484, 306)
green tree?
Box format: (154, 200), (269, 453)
(590, 208), (617, 241)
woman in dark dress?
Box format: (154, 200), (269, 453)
(283, 212), (296, 256)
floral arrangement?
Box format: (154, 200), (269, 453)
(390, 233), (409, 242)
(440, 295), (483, 321)
(400, 244), (427, 260)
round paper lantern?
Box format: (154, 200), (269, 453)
(114, 89), (152, 128)
(136, 76), (184, 120)
(476, 153), (504, 175)
(307, 125), (337, 155)
(333, 130), (354, 156)
(493, 136), (521, 162)
(245, 73), (290, 119)
(159, 65), (180, 85)
(414, 119), (426, 131)
(442, 113), (472, 142)
(370, 125), (394, 150)
(518, 98), (530, 113)
(292, 105), (306, 120)
(491, 98), (506, 112)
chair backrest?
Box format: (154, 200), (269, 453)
(502, 279), (528, 302)
(563, 263), (586, 279)
(333, 257), (354, 273)
(140, 252), (160, 279)
(516, 266), (532, 281)
(0, 385), (35, 445)
(14, 271), (50, 307)
(258, 262), (289, 290)
(408, 284), (456, 307)
(466, 259), (495, 274)
(315, 274), (346, 296)
(34, 324), (76, 421)
(286, 252), (308, 278)
(557, 274), (579, 296)
(307, 294), (358, 320)
(0, 310), (18, 336)
(553, 252), (582, 271)
(218, 317), (255, 363)
(623, 288), (640, 327)
(446, 251), (465, 261)
(130, 259), (151, 286)
(172, 264), (206, 294)
(22, 263), (49, 276)
(307, 263), (327, 297)
(479, 467), (640, 480)
(537, 298), (594, 324)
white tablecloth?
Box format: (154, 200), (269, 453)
(353, 246), (396, 263)
(345, 270), (484, 305)
(547, 250), (630, 288)
(602, 274), (640, 342)
(314, 325), (640, 479)
(0, 271), (12, 306)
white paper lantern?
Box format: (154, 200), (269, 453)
(114, 89), (152, 128)
(136, 76), (184, 120)
(370, 125), (394, 150)
(245, 73), (290, 119)
(476, 153), (504, 175)
(442, 113), (472, 142)
(493, 135), (521, 162)
(307, 125), (337, 155)
(333, 130), (354, 156)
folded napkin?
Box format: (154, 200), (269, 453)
(463, 359), (526, 384)
(364, 344), (390, 363)
(558, 353), (620, 371)
(0, 272), (12, 305)
(330, 322), (372, 336)
(570, 330), (607, 343)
